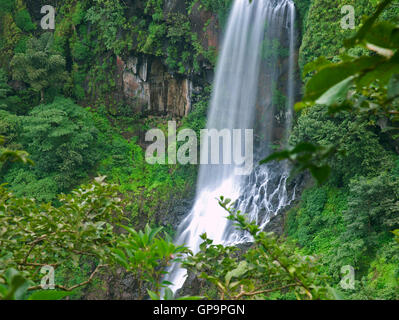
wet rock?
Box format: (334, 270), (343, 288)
(112, 0), (222, 118)
(176, 270), (206, 298)
(263, 213), (285, 236)
(164, 0), (186, 15)
(116, 55), (193, 117)
(189, 2), (220, 53)
(83, 268), (141, 300)
(161, 196), (195, 229)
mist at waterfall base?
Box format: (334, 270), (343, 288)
(164, 0), (297, 295)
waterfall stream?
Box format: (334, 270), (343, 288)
(165, 0), (297, 294)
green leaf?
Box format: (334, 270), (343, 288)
(364, 22), (399, 50)
(304, 56), (383, 102)
(304, 64), (357, 101)
(163, 288), (174, 300)
(357, 62), (399, 88)
(147, 289), (160, 300)
(388, 74), (399, 99)
(291, 142), (318, 154)
(225, 261), (249, 286)
(112, 248), (128, 268)
(309, 165), (331, 185)
(302, 56), (332, 78)
(344, 0), (393, 48)
(260, 150), (291, 164)
(28, 290), (74, 300)
(3, 268), (30, 300)
(316, 76), (354, 106)
(294, 101), (313, 111)
(327, 286), (344, 300)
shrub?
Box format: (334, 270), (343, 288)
(0, 0), (14, 14)
(3, 97), (100, 201)
(290, 105), (394, 186)
(15, 9), (35, 32)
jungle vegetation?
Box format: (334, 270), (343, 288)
(0, 0), (398, 300)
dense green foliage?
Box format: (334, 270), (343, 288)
(298, 0), (399, 70)
(338, 173), (399, 268)
(82, 0), (222, 75)
(2, 97), (100, 201)
(0, 174), (191, 300)
(0, 268), (74, 300)
(112, 224), (189, 299)
(10, 33), (67, 102)
(272, 0), (399, 300)
(0, 176), (124, 299)
(14, 9), (35, 32)
(293, 0), (311, 35)
(0, 177), (124, 282)
(1, 0), (399, 301)
(0, 0), (15, 14)
(290, 106), (395, 185)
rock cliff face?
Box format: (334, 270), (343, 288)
(114, 0), (221, 118)
(116, 55), (193, 117)
(189, 2), (220, 51)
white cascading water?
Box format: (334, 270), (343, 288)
(165, 0), (297, 294)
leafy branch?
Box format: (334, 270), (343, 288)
(183, 197), (332, 300)
(262, 0), (399, 184)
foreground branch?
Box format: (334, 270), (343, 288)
(234, 283), (298, 300)
(28, 264), (108, 292)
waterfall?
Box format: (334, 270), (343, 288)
(165, 0), (297, 294)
